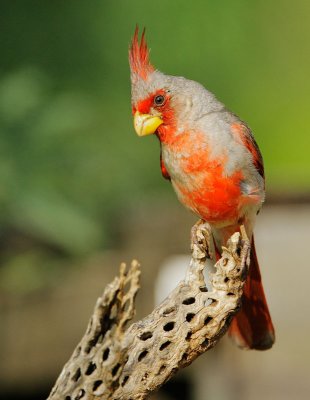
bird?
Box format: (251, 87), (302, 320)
(129, 27), (275, 350)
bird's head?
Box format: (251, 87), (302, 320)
(129, 27), (223, 142)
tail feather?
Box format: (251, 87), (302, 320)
(228, 237), (275, 350)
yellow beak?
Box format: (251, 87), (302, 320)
(133, 111), (163, 136)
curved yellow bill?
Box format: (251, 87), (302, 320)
(133, 111), (163, 136)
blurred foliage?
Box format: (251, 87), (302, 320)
(0, 1), (309, 293)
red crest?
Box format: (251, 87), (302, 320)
(129, 26), (154, 80)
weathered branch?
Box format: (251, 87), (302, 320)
(48, 222), (250, 400)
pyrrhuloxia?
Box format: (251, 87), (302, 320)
(129, 28), (275, 350)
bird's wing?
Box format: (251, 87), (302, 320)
(231, 122), (264, 180)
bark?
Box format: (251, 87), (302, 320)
(48, 222), (250, 400)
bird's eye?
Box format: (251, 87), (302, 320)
(154, 94), (165, 106)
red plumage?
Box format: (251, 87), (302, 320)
(228, 238), (275, 349)
(129, 27), (154, 80)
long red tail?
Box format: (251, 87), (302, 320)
(228, 237), (275, 350)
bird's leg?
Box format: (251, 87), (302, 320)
(190, 219), (212, 260)
(190, 219), (204, 246)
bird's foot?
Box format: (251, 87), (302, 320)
(190, 219), (212, 260)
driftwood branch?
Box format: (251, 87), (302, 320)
(48, 222), (250, 400)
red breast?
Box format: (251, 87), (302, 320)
(161, 129), (254, 224)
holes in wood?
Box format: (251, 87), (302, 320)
(112, 363), (121, 377)
(236, 246), (241, 257)
(141, 372), (149, 381)
(199, 286), (208, 292)
(102, 347), (110, 361)
(84, 334), (103, 354)
(139, 331), (153, 341)
(202, 338), (210, 347)
(159, 341), (171, 351)
(227, 292), (235, 296)
(138, 350), (148, 361)
(182, 297), (195, 305)
(158, 365), (166, 374)
(163, 306), (176, 316)
(75, 389), (85, 400)
(85, 361), (96, 375)
(181, 352), (188, 362)
(209, 299), (218, 306)
(121, 375), (129, 386)
(204, 316), (213, 325)
(72, 368), (81, 382)
(224, 277), (229, 283)
(186, 331), (192, 341)
(84, 311), (114, 353)
(163, 321), (175, 331)
(186, 313), (195, 322)
(65, 397), (71, 400)
(93, 380), (103, 391)
(84, 344), (92, 354)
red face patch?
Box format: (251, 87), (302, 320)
(134, 89), (167, 114)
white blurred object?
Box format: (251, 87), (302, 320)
(155, 255), (190, 305)
(155, 254), (216, 306)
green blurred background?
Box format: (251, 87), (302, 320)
(0, 1), (309, 399)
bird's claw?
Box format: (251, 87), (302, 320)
(191, 219), (212, 259)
